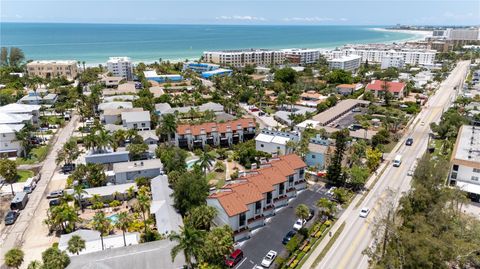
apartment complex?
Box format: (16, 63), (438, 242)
(26, 60), (78, 80)
(107, 57), (134, 81)
(326, 45), (436, 66)
(328, 55), (362, 71)
(207, 154), (307, 241)
(175, 118), (256, 149)
(448, 125), (480, 201)
(203, 49), (285, 67)
(381, 55), (405, 69)
(281, 48), (321, 65)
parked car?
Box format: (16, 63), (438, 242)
(307, 208), (315, 221)
(4, 210), (19, 225)
(225, 249), (243, 267)
(61, 163), (76, 174)
(258, 111), (266, 116)
(261, 250), (277, 268)
(10, 192), (29, 210)
(47, 190), (64, 199)
(49, 199), (61, 207)
(405, 137), (413, 146)
(326, 186), (337, 196)
(293, 218), (306, 230)
(359, 207), (370, 218)
(282, 230), (297, 244)
(250, 107), (259, 112)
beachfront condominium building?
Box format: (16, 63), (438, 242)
(26, 60), (78, 80)
(107, 57), (134, 81)
(446, 28), (480, 42)
(281, 48), (321, 65)
(381, 55), (405, 69)
(207, 154), (307, 241)
(448, 125), (480, 201)
(326, 46), (436, 66)
(175, 118), (256, 149)
(328, 55), (362, 72)
(203, 49), (285, 67)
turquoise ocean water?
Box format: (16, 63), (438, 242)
(0, 23), (417, 64)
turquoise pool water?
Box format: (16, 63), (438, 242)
(186, 159), (199, 170)
(107, 214), (119, 224)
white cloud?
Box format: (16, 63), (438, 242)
(216, 15), (267, 21)
(282, 17), (348, 22)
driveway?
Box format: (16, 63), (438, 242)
(236, 186), (328, 269)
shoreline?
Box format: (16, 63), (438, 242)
(74, 27), (431, 67)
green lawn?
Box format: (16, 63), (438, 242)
(17, 170), (34, 182)
(16, 145), (51, 165)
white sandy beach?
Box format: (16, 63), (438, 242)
(372, 27), (433, 42)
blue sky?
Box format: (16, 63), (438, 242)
(1, 0), (479, 25)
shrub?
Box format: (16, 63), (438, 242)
(298, 227), (309, 238)
(286, 234), (302, 253)
(109, 200), (122, 208)
(290, 259), (299, 268)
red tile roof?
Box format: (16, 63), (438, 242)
(365, 80), (405, 93)
(208, 154), (306, 217)
(177, 118), (255, 136)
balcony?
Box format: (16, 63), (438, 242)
(248, 214), (265, 229)
(178, 138), (189, 149)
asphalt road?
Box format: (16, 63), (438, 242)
(236, 187), (328, 269)
(301, 60), (470, 269)
(0, 114), (80, 266)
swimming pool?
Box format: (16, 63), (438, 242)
(107, 214), (119, 224)
(186, 159), (199, 170)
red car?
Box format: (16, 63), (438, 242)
(225, 249), (244, 267)
(250, 107), (259, 112)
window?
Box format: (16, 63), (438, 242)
(451, 172), (457, 179)
(255, 201), (261, 214)
(453, 164), (459, 171)
(474, 168), (480, 173)
(261, 144), (264, 148)
(279, 183), (285, 195)
(266, 192), (272, 204)
(472, 176), (479, 182)
(288, 175), (294, 186)
(239, 213), (246, 227)
(311, 154), (316, 159)
(141, 123), (146, 127)
(299, 169), (305, 178)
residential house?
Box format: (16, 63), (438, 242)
(18, 91), (58, 105)
(0, 103), (41, 125)
(101, 76), (125, 87)
(155, 102), (224, 116)
(150, 175), (183, 235)
(138, 130), (159, 145)
(67, 240), (185, 269)
(207, 154), (307, 241)
(255, 129), (301, 155)
(113, 159), (163, 184)
(274, 105), (317, 126)
(298, 91), (327, 107)
(365, 80), (406, 99)
(175, 118), (256, 150)
(336, 83), (363, 96)
(448, 125), (480, 201)
(0, 113), (33, 126)
(65, 183), (137, 202)
(85, 150), (130, 165)
(98, 102), (133, 112)
(121, 111), (151, 131)
(59, 229), (140, 256)
(101, 107), (143, 125)
(0, 124), (25, 157)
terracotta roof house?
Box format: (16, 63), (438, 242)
(207, 154), (307, 241)
(365, 80), (406, 99)
(175, 118), (256, 149)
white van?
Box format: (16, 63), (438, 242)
(393, 155), (402, 167)
(23, 177), (37, 194)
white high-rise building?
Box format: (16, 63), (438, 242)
(381, 55), (405, 69)
(446, 28), (480, 41)
(107, 57), (133, 81)
(328, 55), (362, 71)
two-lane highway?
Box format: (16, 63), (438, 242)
(304, 60), (470, 269)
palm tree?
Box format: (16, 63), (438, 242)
(0, 159), (18, 195)
(295, 204), (310, 221)
(91, 211), (112, 251)
(169, 226), (206, 268)
(185, 205), (217, 230)
(112, 129), (127, 151)
(26, 260), (42, 269)
(73, 184), (87, 213)
(96, 129), (112, 153)
(136, 187), (151, 236)
(316, 198), (337, 220)
(196, 151), (214, 175)
(115, 212), (133, 246)
(159, 114), (177, 143)
(67, 235), (86, 255)
(83, 133), (96, 152)
(4, 248), (24, 269)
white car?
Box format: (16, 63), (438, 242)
(261, 250), (277, 267)
(420, 121), (425, 126)
(359, 207), (370, 218)
(293, 218), (306, 230)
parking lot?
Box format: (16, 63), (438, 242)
(235, 186), (328, 269)
(328, 107), (367, 129)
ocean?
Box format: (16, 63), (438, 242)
(0, 23), (419, 64)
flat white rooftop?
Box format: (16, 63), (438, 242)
(452, 125), (480, 164)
